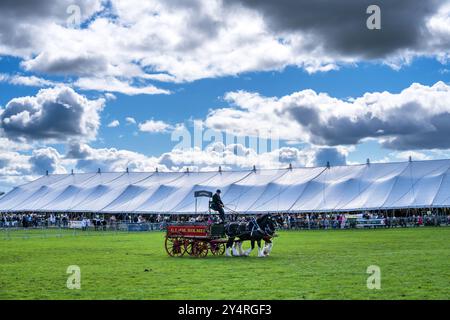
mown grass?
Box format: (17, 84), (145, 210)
(0, 227), (449, 300)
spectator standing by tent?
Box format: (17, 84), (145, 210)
(22, 215), (27, 228)
(337, 214), (343, 229)
(81, 217), (88, 231)
(324, 215), (330, 229)
(341, 214), (347, 229)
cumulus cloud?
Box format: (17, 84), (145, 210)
(0, 73), (166, 97)
(0, 73), (56, 87)
(125, 117), (137, 125)
(74, 77), (170, 96)
(0, 150), (35, 191)
(0, 151), (30, 176)
(65, 141), (347, 174)
(0, 137), (32, 152)
(0, 86), (104, 142)
(391, 151), (432, 162)
(228, 0), (447, 60)
(138, 119), (172, 133)
(107, 120), (120, 128)
(29, 147), (66, 175)
(388, 149), (450, 162)
(0, 145), (70, 191)
(22, 52), (111, 77)
(0, 0), (103, 57)
(1, 0), (449, 88)
(104, 93), (117, 101)
(0, 138), (348, 191)
(65, 142), (92, 159)
(313, 148), (347, 167)
(205, 82), (450, 151)
(159, 143), (289, 171)
(66, 142), (160, 172)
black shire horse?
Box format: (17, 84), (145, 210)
(225, 214), (281, 257)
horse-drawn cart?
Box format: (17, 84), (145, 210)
(163, 190), (280, 258)
(164, 222), (227, 257)
(164, 189), (230, 258)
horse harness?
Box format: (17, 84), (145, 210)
(250, 217), (274, 238)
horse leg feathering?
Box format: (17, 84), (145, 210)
(232, 242), (240, 256)
(264, 241), (273, 256)
(244, 240), (255, 256)
(225, 237), (234, 257)
(237, 242), (245, 256)
(257, 239), (265, 258)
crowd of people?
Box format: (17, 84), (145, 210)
(0, 213), (167, 230)
(162, 211), (450, 229)
(1, 211), (450, 230)
(0, 213), (69, 228)
(275, 212), (450, 230)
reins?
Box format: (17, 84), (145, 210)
(222, 206), (276, 238)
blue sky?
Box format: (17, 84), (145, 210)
(2, 57), (448, 160)
(1, 0), (450, 191)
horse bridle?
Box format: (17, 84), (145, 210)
(265, 218), (277, 236)
(250, 217), (263, 237)
(251, 216), (277, 237)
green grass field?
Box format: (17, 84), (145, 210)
(0, 227), (449, 300)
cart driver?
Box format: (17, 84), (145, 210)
(211, 189), (226, 223)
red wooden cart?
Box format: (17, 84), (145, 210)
(164, 190), (233, 257)
(164, 222), (227, 257)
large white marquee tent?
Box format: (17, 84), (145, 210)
(1, 159), (450, 214)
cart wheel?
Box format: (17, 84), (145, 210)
(165, 236), (186, 257)
(184, 239), (195, 256)
(210, 242), (225, 255)
(192, 240), (209, 258)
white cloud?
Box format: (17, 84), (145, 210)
(29, 147), (67, 175)
(0, 137), (32, 152)
(74, 77), (170, 95)
(387, 149), (450, 162)
(0, 73), (165, 97)
(391, 151), (431, 161)
(67, 142), (161, 173)
(205, 82), (450, 150)
(0, 144), (72, 192)
(0, 150), (36, 192)
(0, 150), (31, 176)
(0, 136), (346, 192)
(0, 86), (104, 142)
(104, 93), (117, 100)
(1, 0), (448, 90)
(0, 0), (104, 57)
(66, 141), (347, 175)
(125, 117), (137, 125)
(10, 75), (55, 87)
(138, 119), (172, 133)
(107, 120), (120, 128)
(0, 73), (56, 87)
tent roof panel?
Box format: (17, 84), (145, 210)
(2, 160), (450, 213)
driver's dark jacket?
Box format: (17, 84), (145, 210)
(211, 193), (223, 211)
